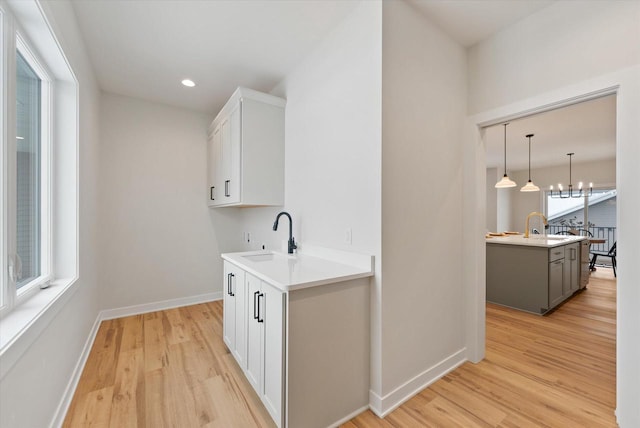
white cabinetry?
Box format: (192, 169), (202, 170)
(223, 263), (246, 367)
(221, 251), (372, 428)
(207, 87), (285, 207)
(245, 273), (284, 426)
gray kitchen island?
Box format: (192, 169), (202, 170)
(486, 234), (589, 315)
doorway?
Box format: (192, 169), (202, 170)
(477, 92), (618, 420)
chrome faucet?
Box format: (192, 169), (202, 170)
(273, 211), (297, 254)
(524, 212), (548, 238)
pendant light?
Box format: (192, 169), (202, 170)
(520, 134), (540, 192)
(495, 123), (516, 188)
(549, 153), (593, 198)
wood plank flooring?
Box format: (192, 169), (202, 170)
(344, 268), (617, 428)
(63, 303), (274, 428)
(64, 269), (616, 427)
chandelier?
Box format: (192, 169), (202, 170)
(549, 153), (593, 198)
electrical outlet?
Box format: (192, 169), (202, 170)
(345, 228), (352, 245)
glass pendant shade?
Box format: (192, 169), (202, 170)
(496, 174), (516, 188)
(521, 180), (540, 192)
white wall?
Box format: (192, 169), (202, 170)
(468, 1), (640, 114)
(0, 1), (101, 427)
(98, 93), (241, 310)
(380, 0), (467, 408)
(240, 0), (382, 255)
(467, 2), (640, 426)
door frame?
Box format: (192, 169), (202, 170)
(463, 67), (640, 425)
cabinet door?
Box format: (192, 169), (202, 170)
(226, 102), (242, 204)
(245, 273), (263, 392)
(222, 262), (236, 351)
(261, 281), (284, 427)
(207, 126), (222, 206)
(549, 259), (565, 307)
(568, 243), (580, 293)
(233, 266), (247, 368)
(220, 103), (242, 205)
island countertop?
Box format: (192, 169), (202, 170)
(221, 244), (374, 292)
(486, 234), (587, 248)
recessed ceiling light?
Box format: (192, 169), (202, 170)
(181, 79), (196, 87)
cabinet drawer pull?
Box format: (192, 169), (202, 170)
(253, 291), (260, 320)
(225, 180), (230, 197)
(210, 186), (215, 200)
(257, 293), (264, 323)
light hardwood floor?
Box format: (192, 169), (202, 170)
(64, 269), (616, 427)
(344, 268), (617, 428)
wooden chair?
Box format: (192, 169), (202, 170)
(590, 241), (617, 277)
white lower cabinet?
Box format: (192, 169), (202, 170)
(246, 273), (284, 426)
(225, 263), (284, 427)
(222, 257), (370, 428)
(223, 263), (246, 366)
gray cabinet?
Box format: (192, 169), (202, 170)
(487, 239), (586, 315)
(549, 258), (565, 308)
(565, 242), (580, 294)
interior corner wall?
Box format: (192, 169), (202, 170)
(380, 0), (467, 402)
(0, 1), (101, 427)
(467, 2), (640, 426)
(98, 94), (241, 310)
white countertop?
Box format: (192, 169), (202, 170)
(221, 245), (374, 292)
(486, 234), (587, 248)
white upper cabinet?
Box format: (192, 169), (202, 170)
(207, 87), (285, 207)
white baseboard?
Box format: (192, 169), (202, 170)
(49, 314), (102, 428)
(328, 405), (370, 428)
(49, 291), (222, 427)
(369, 348), (467, 418)
(99, 291), (222, 320)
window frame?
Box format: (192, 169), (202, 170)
(0, 6), (53, 318)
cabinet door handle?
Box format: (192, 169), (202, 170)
(210, 186), (215, 200)
(230, 273), (235, 296)
(257, 293), (264, 323)
(227, 273), (232, 295)
(253, 291), (260, 320)
(225, 180), (230, 197)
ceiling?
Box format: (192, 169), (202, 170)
(408, 0), (555, 47)
(484, 95), (617, 171)
(71, 0), (557, 115)
(71, 0), (361, 114)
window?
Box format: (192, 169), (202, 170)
(1, 12), (52, 316)
(0, 0), (79, 369)
(16, 50), (43, 289)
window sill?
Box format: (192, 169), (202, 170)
(0, 277), (78, 379)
